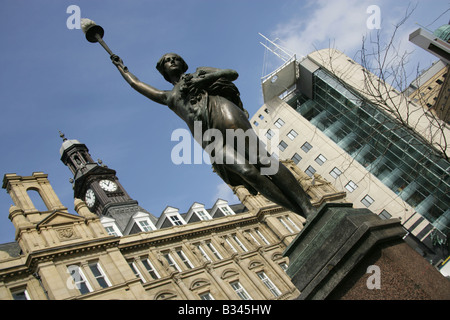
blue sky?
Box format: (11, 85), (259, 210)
(0, 0), (448, 244)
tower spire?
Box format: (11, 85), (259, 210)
(59, 131), (68, 142)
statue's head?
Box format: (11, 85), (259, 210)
(156, 53), (189, 83)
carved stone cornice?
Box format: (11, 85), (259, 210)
(0, 237), (119, 281)
(24, 237), (119, 270)
(255, 205), (286, 220)
(0, 264), (31, 281)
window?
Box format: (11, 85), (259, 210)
(259, 114), (264, 120)
(361, 194), (374, 208)
(11, 287), (30, 300)
(279, 262), (288, 272)
(246, 231), (261, 246)
(286, 216), (301, 232)
(255, 229), (270, 245)
(141, 259), (160, 279)
(195, 210), (211, 221)
(230, 281), (253, 300)
(128, 261), (146, 283)
(105, 226), (119, 236)
(206, 242), (223, 260)
(330, 167), (342, 179)
(305, 165), (316, 177)
(225, 238), (238, 253)
(291, 153), (302, 164)
(379, 210), (392, 220)
(89, 263), (111, 289)
(101, 217), (123, 236)
(169, 215), (183, 226)
(278, 140), (288, 152)
(176, 250), (194, 269)
(265, 129), (275, 140)
(278, 217), (294, 233)
(197, 245), (212, 262)
(274, 118), (285, 128)
(220, 206), (234, 215)
(164, 253), (181, 272)
(200, 292), (215, 300)
(139, 220), (153, 232)
(253, 121), (259, 126)
(257, 272), (281, 297)
(67, 265), (93, 295)
(264, 108), (270, 114)
(314, 154), (327, 166)
(278, 216), (300, 233)
(233, 235), (248, 252)
(287, 129), (298, 140)
(345, 180), (358, 193)
(301, 141), (313, 153)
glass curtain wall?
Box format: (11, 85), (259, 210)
(287, 68), (449, 233)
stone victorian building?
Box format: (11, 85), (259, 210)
(0, 136), (346, 300)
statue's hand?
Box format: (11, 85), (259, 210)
(110, 54), (127, 71)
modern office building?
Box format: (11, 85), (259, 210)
(251, 46), (449, 265)
(407, 23), (450, 123)
(0, 135), (346, 300)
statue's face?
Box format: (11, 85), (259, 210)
(156, 53), (187, 84)
(163, 54), (184, 74)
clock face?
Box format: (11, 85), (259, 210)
(85, 189), (96, 207)
(99, 179), (118, 192)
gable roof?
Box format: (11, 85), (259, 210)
(36, 210), (84, 229)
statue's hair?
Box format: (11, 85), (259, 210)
(156, 53), (189, 83)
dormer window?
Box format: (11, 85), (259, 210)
(124, 212), (157, 234)
(186, 202), (212, 222)
(100, 216), (123, 237)
(157, 207), (186, 228)
(195, 209), (212, 221)
(138, 220), (153, 232)
(105, 226), (119, 236)
(220, 206), (234, 215)
(210, 199), (235, 218)
(134, 216), (156, 232)
(169, 215), (184, 226)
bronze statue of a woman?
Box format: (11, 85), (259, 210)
(110, 52), (315, 219)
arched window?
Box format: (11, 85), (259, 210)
(74, 155), (82, 165)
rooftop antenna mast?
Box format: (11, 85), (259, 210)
(259, 33), (297, 79)
(259, 33), (294, 63)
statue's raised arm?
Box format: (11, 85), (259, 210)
(111, 54), (169, 106)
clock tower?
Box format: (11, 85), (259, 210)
(59, 132), (156, 233)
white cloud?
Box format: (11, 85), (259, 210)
(272, 0), (373, 56)
(213, 182), (239, 204)
(269, 0), (428, 87)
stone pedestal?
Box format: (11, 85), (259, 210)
(284, 203), (450, 300)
